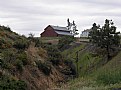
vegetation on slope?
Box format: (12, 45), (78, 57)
(0, 21), (121, 90)
(0, 26), (29, 90)
(60, 19), (121, 90)
(0, 25), (72, 90)
(63, 51), (121, 90)
(0, 75), (27, 90)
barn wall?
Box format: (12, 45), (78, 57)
(41, 26), (58, 37)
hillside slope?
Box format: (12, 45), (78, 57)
(0, 26), (67, 90)
(61, 43), (121, 90)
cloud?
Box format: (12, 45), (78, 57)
(0, 0), (121, 36)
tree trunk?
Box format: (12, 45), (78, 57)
(106, 45), (110, 61)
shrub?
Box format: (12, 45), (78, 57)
(1, 62), (13, 69)
(1, 49), (28, 70)
(28, 35), (42, 47)
(96, 71), (121, 85)
(4, 26), (12, 32)
(0, 37), (12, 49)
(16, 59), (24, 72)
(13, 39), (29, 50)
(37, 47), (47, 59)
(2, 49), (16, 62)
(36, 61), (51, 76)
(58, 36), (75, 50)
(46, 45), (62, 65)
(64, 59), (77, 76)
(1, 50), (16, 69)
(34, 38), (42, 47)
(0, 38), (5, 45)
(17, 52), (28, 65)
(0, 75), (27, 90)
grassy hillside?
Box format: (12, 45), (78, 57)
(41, 37), (60, 45)
(62, 43), (103, 76)
(61, 43), (121, 90)
(0, 26), (21, 49)
(0, 26), (69, 90)
(1, 25), (121, 90)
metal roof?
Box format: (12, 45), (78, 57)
(55, 31), (73, 36)
(50, 25), (69, 31)
(82, 29), (91, 32)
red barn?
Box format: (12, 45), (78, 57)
(41, 25), (73, 37)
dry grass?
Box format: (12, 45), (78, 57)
(41, 37), (60, 44)
(37, 47), (47, 59)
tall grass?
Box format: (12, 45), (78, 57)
(61, 43), (121, 89)
(96, 70), (121, 85)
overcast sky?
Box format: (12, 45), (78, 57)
(0, 0), (121, 37)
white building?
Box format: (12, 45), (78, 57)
(80, 29), (91, 37)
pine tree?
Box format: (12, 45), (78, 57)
(67, 18), (78, 36)
(89, 19), (120, 60)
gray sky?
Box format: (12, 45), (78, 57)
(0, 0), (121, 37)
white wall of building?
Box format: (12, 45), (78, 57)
(80, 31), (89, 37)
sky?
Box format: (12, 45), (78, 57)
(0, 0), (121, 37)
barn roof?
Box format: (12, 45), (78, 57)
(42, 25), (73, 36)
(49, 25), (73, 36)
(50, 25), (69, 31)
(55, 31), (73, 36)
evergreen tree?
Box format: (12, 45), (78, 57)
(67, 18), (78, 36)
(89, 19), (120, 60)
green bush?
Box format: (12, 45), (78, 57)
(96, 71), (121, 85)
(46, 45), (62, 65)
(16, 59), (24, 72)
(1, 50), (16, 69)
(58, 36), (75, 50)
(0, 38), (12, 49)
(0, 62), (13, 69)
(1, 49), (27, 70)
(36, 61), (51, 76)
(13, 39), (29, 50)
(2, 49), (16, 62)
(32, 38), (42, 47)
(17, 52), (28, 65)
(0, 25), (12, 32)
(35, 38), (42, 47)
(4, 26), (12, 32)
(0, 38), (5, 48)
(0, 75), (27, 90)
